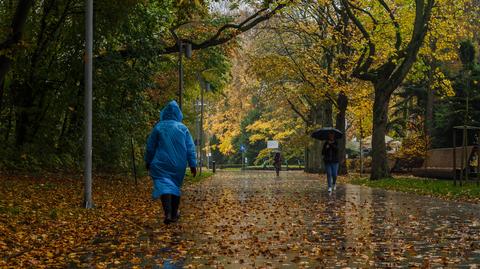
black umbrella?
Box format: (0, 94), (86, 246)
(311, 127), (343, 140)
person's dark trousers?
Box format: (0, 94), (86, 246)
(160, 194), (180, 224)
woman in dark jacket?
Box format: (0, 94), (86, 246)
(273, 152), (282, 177)
(322, 132), (339, 193)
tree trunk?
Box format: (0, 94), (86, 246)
(305, 100), (332, 173)
(425, 85), (434, 136)
(370, 85), (391, 180)
(4, 104), (13, 142)
(425, 59), (436, 140)
(324, 100), (333, 127)
(340, 0), (434, 180)
(0, 0), (34, 86)
(0, 58), (12, 95)
(336, 92), (348, 175)
(13, 83), (34, 147)
(305, 104), (323, 173)
(0, 79), (4, 112)
(305, 139), (323, 173)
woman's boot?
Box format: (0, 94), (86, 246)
(160, 194), (173, 224)
(171, 195), (180, 222)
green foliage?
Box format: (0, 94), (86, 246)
(0, 0), (232, 172)
(459, 40), (476, 68)
(184, 170), (213, 184)
(432, 42), (480, 148)
(231, 104), (266, 165)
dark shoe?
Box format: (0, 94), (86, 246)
(164, 217), (174, 225)
(171, 211), (180, 223)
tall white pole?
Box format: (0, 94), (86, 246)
(195, 98), (200, 162)
(199, 83), (204, 175)
(359, 118), (364, 175)
(178, 41), (183, 110)
(83, 0), (93, 208)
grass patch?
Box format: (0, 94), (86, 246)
(221, 167), (242, 171)
(0, 205), (21, 215)
(185, 170), (214, 183)
(350, 177), (480, 202)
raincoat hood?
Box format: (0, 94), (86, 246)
(160, 101), (183, 122)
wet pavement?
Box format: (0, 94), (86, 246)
(145, 171), (480, 268)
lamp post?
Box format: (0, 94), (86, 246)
(83, 0), (93, 208)
(359, 118), (364, 175)
(178, 40), (192, 110)
(195, 98), (201, 166)
(199, 81), (210, 175)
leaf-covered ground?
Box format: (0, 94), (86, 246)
(0, 173), (203, 268)
(2, 171), (480, 268)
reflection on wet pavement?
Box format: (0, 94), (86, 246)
(174, 171), (480, 268)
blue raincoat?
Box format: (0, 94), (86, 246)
(145, 101), (197, 198)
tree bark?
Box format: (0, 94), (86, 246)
(370, 84), (392, 180)
(305, 138), (323, 173)
(336, 92), (348, 175)
(323, 99), (333, 127)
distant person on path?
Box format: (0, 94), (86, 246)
(273, 152), (282, 177)
(470, 146), (479, 173)
(145, 101), (197, 224)
(322, 131), (339, 193)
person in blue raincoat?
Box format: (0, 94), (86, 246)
(145, 101), (197, 224)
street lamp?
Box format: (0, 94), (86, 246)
(199, 81), (210, 175)
(194, 98), (201, 165)
(194, 72), (212, 175)
(178, 40), (192, 110)
(83, 0), (93, 208)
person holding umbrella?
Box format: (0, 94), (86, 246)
(311, 127), (342, 193)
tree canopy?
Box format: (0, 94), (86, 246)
(0, 0), (479, 179)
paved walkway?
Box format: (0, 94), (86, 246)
(151, 171), (480, 268)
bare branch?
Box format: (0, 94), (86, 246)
(98, 1), (290, 60)
(340, 0), (376, 81)
(287, 98), (310, 124)
(386, 0), (435, 94)
(274, 28), (339, 108)
(162, 2), (289, 54)
(377, 0), (402, 51)
(348, 1), (378, 26)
